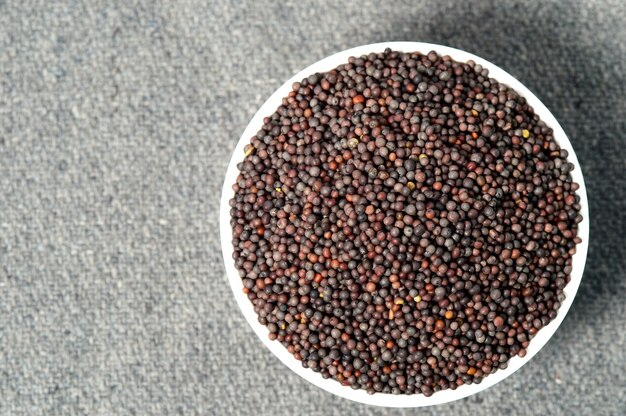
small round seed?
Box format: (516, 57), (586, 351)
(231, 49), (582, 396)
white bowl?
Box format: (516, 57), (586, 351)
(220, 42), (589, 407)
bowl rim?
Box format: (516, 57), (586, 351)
(219, 42), (590, 407)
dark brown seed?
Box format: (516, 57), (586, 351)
(231, 49), (582, 397)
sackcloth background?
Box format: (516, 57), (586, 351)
(0, 1), (624, 415)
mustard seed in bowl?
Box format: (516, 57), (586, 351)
(229, 49), (582, 396)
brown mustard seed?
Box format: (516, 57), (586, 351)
(230, 49), (582, 396)
(352, 94), (365, 104)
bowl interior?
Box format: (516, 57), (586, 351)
(220, 42), (589, 407)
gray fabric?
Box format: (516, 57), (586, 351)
(0, 1), (624, 415)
